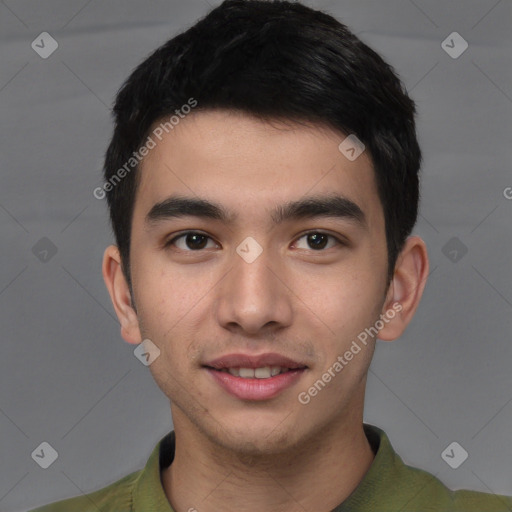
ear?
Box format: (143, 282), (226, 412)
(377, 236), (429, 341)
(102, 245), (142, 345)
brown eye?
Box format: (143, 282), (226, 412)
(166, 232), (217, 251)
(294, 232), (340, 251)
(307, 233), (328, 250)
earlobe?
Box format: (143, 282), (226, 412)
(102, 245), (142, 345)
(378, 236), (429, 342)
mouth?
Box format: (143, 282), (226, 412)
(208, 366), (302, 378)
(203, 353), (308, 400)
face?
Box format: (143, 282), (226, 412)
(122, 110), (393, 455)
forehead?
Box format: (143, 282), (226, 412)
(134, 110), (383, 230)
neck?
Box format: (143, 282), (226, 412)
(161, 407), (375, 512)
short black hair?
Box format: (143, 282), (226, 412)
(103, 0), (421, 292)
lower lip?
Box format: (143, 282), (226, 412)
(206, 368), (306, 401)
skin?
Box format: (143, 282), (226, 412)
(103, 110), (429, 512)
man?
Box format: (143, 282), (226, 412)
(31, 0), (511, 511)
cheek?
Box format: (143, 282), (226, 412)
(134, 251), (204, 319)
(304, 273), (381, 399)
(304, 265), (385, 353)
(132, 256), (215, 357)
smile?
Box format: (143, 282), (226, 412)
(206, 366), (307, 400)
(216, 366), (292, 379)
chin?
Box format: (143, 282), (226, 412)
(209, 417), (303, 457)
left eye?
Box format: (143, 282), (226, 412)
(294, 232), (340, 251)
(167, 232), (217, 251)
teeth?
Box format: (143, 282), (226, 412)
(254, 367), (271, 378)
(239, 368), (255, 378)
(223, 366), (292, 379)
(270, 366), (281, 376)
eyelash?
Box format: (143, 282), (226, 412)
(164, 230), (346, 252)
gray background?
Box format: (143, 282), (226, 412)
(1, 0), (511, 510)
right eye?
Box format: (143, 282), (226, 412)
(165, 231), (218, 251)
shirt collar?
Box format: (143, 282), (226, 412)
(132, 430), (176, 511)
(332, 423), (403, 511)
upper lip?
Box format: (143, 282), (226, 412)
(204, 353), (308, 370)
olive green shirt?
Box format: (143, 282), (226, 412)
(30, 424), (512, 511)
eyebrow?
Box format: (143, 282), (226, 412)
(145, 194), (367, 229)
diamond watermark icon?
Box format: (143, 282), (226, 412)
(442, 237), (468, 263)
(31, 442), (58, 469)
(236, 236), (263, 263)
(32, 237), (58, 263)
(31, 32), (59, 59)
(134, 338), (161, 366)
(441, 32), (468, 59)
(441, 441), (468, 469)
(338, 134), (365, 161)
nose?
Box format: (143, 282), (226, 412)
(215, 244), (293, 336)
